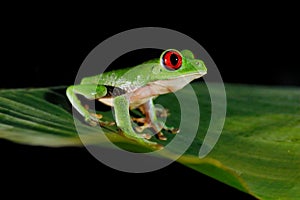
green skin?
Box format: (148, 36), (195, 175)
(66, 49), (207, 149)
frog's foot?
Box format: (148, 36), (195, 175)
(132, 117), (147, 124)
(133, 123), (153, 140)
(156, 108), (170, 118)
(139, 133), (152, 140)
(135, 124), (150, 133)
(156, 131), (167, 141)
(139, 122), (168, 141)
(150, 123), (180, 140)
(132, 117), (151, 132)
(84, 115), (98, 127)
(90, 113), (103, 120)
(132, 118), (179, 140)
(136, 125), (167, 141)
(99, 121), (116, 126)
(85, 113), (115, 127)
(163, 124), (180, 134)
(133, 118), (150, 132)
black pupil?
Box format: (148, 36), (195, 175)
(170, 53), (178, 66)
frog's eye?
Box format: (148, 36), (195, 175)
(161, 50), (182, 70)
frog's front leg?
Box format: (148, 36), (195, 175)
(66, 84), (111, 126)
(113, 95), (161, 149)
(134, 99), (179, 141)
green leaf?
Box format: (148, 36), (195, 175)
(0, 83), (299, 199)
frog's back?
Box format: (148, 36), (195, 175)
(80, 67), (131, 86)
(80, 60), (158, 90)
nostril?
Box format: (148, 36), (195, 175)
(194, 61), (202, 67)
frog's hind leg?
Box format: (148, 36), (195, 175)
(113, 95), (161, 149)
(136, 99), (180, 141)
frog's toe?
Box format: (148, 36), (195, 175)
(84, 114), (115, 127)
(90, 113), (103, 119)
(140, 133), (152, 140)
(132, 117), (147, 124)
(135, 126), (145, 133)
(88, 120), (98, 127)
(99, 121), (116, 126)
(156, 132), (167, 141)
(169, 128), (180, 134)
(163, 124), (180, 134)
(156, 108), (170, 118)
(134, 124), (151, 133)
(84, 115), (98, 127)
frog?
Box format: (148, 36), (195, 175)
(66, 49), (207, 149)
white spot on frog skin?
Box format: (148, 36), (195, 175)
(136, 75), (142, 83)
(151, 65), (161, 74)
(118, 73), (149, 93)
(104, 72), (119, 86)
(121, 81), (137, 92)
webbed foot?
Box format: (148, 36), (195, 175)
(132, 117), (179, 141)
(84, 112), (115, 127)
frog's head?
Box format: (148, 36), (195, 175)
(152, 49), (207, 79)
(149, 49), (207, 93)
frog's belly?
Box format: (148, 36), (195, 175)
(97, 83), (161, 109)
(97, 74), (201, 108)
(98, 96), (153, 109)
(98, 84), (160, 109)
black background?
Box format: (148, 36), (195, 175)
(1, 7), (298, 199)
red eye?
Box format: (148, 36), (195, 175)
(161, 50), (182, 70)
